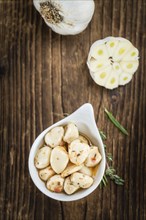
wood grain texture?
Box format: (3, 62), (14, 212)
(0, 0), (146, 219)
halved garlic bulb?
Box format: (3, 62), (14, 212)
(50, 146), (69, 174)
(33, 0), (95, 35)
(87, 37), (139, 89)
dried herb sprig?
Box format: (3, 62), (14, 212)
(100, 131), (124, 187)
(104, 108), (129, 136)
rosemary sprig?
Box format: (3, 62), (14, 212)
(100, 130), (124, 187)
(105, 167), (124, 185)
(104, 108), (129, 136)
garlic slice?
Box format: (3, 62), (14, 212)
(46, 175), (64, 193)
(85, 146), (102, 167)
(45, 126), (64, 148)
(79, 165), (93, 177)
(87, 37), (139, 89)
(63, 123), (79, 144)
(34, 146), (51, 169)
(39, 166), (55, 181)
(61, 163), (83, 178)
(50, 146), (69, 174)
(64, 176), (80, 195)
(69, 141), (90, 165)
(70, 172), (93, 188)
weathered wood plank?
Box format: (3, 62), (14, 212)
(0, 0), (145, 220)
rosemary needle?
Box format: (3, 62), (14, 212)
(104, 108), (129, 136)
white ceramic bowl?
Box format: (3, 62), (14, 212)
(28, 103), (106, 201)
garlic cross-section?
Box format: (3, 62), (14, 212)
(87, 37), (139, 89)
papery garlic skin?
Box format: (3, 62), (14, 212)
(87, 37), (139, 89)
(33, 0), (95, 35)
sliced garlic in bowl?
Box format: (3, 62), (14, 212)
(28, 103), (106, 201)
(87, 36), (139, 89)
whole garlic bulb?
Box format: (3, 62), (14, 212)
(33, 0), (95, 35)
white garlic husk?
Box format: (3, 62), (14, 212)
(33, 0), (95, 35)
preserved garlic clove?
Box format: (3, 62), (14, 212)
(69, 141), (90, 165)
(70, 172), (93, 188)
(45, 126), (64, 148)
(46, 175), (64, 193)
(39, 166), (55, 181)
(85, 146), (102, 167)
(64, 176), (80, 195)
(34, 146), (51, 169)
(50, 146), (69, 174)
(79, 165), (93, 177)
(63, 123), (79, 143)
(61, 163), (83, 178)
(87, 36), (139, 89)
(78, 135), (89, 144)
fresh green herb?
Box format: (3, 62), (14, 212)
(105, 167), (124, 185)
(99, 130), (124, 187)
(99, 130), (107, 141)
(104, 108), (129, 136)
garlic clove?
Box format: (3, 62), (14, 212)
(38, 166), (55, 181)
(69, 141), (90, 165)
(44, 126), (64, 148)
(50, 146), (69, 174)
(61, 163), (83, 178)
(93, 66), (112, 87)
(79, 165), (93, 177)
(70, 172), (93, 188)
(85, 146), (102, 167)
(87, 57), (111, 72)
(122, 46), (139, 61)
(119, 72), (132, 86)
(105, 37), (119, 56)
(64, 176), (80, 195)
(34, 146), (51, 169)
(46, 174), (64, 193)
(120, 60), (139, 74)
(90, 43), (109, 60)
(112, 40), (132, 62)
(63, 123), (79, 144)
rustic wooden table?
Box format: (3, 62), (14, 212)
(0, 0), (146, 219)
